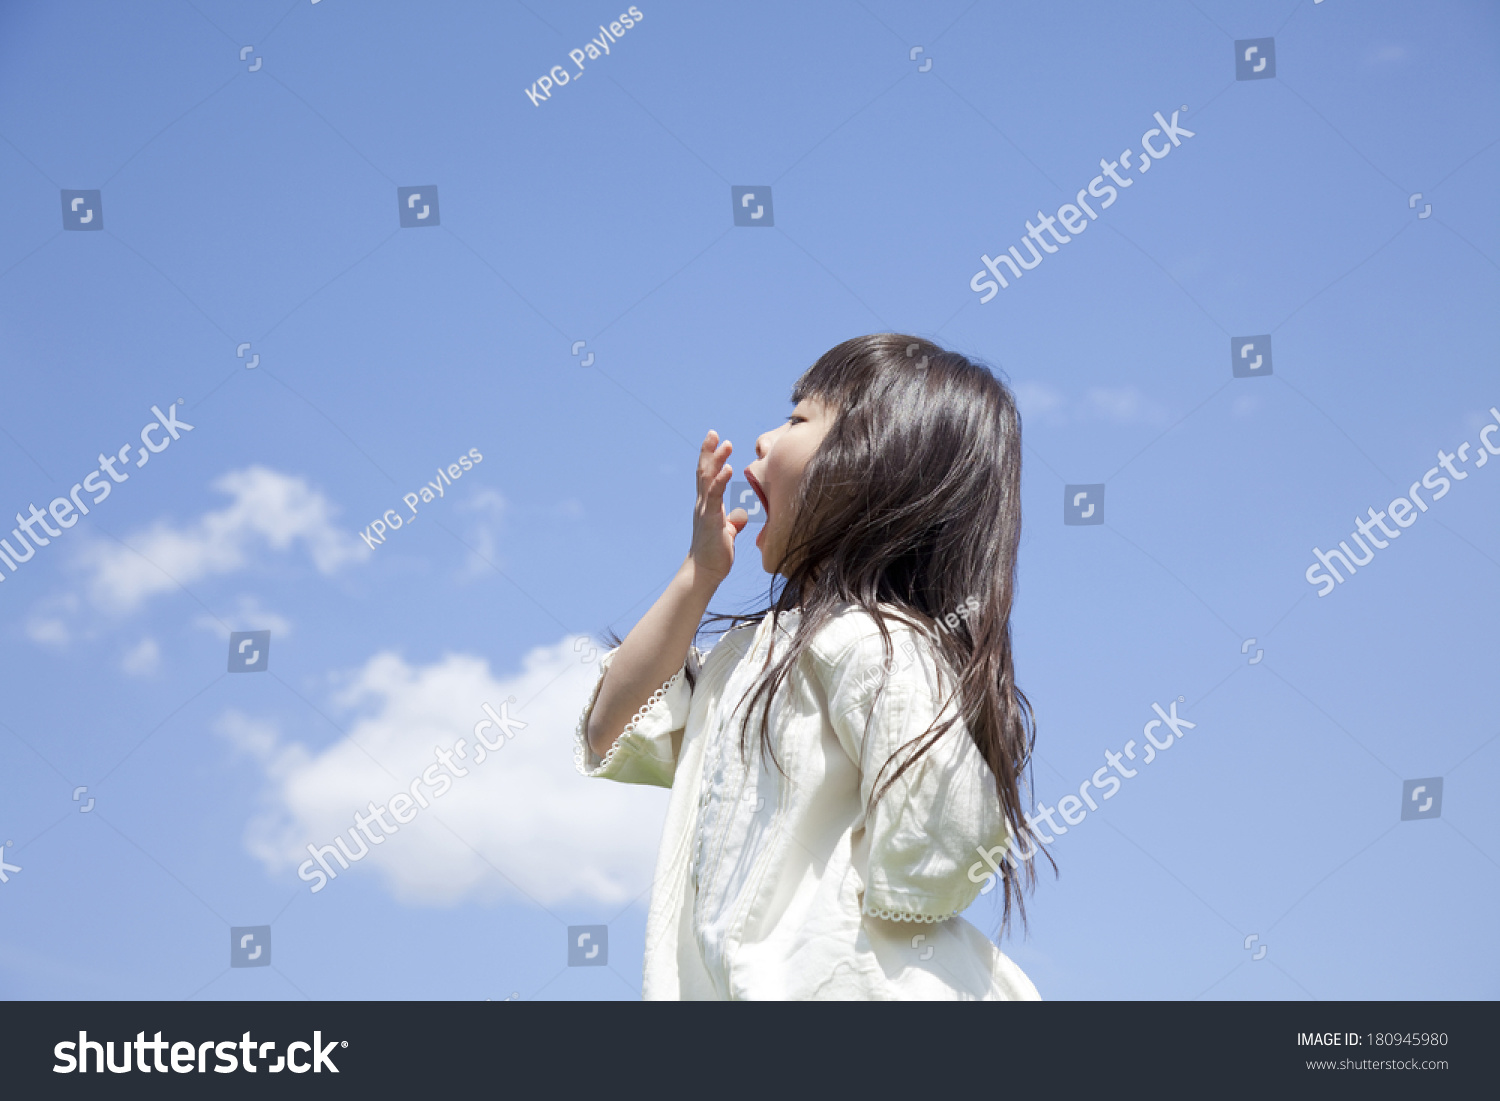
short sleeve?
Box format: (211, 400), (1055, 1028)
(573, 643), (702, 788)
(822, 625), (1011, 923)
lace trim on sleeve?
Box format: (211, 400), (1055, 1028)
(573, 665), (687, 777)
(862, 904), (961, 924)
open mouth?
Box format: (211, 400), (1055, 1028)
(745, 470), (770, 520)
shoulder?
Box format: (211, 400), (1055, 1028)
(696, 619), (761, 673)
(805, 602), (951, 704)
(807, 601), (933, 664)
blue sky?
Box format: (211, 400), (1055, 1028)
(1, 0), (1496, 1001)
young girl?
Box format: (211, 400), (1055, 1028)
(575, 333), (1046, 1000)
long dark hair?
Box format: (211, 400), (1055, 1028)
(603, 333), (1052, 935)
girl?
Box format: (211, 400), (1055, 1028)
(575, 333), (1047, 1000)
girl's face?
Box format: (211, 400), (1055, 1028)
(742, 396), (837, 575)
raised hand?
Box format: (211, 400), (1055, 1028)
(690, 430), (747, 581)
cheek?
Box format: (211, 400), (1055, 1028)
(765, 470), (793, 516)
(771, 445), (810, 487)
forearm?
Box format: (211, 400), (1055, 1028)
(585, 554), (723, 759)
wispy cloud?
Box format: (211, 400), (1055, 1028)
(456, 487), (507, 581)
(1365, 44), (1409, 66)
(120, 637), (160, 676)
(194, 594), (294, 640)
(74, 466), (368, 614)
(1013, 381), (1171, 428)
(25, 592), (79, 647)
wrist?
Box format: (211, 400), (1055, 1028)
(680, 554), (727, 595)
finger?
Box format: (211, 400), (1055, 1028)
(710, 439), (731, 477)
(698, 433), (730, 485)
(705, 463), (730, 508)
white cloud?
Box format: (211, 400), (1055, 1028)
(456, 487), (507, 581)
(1232, 394), (1265, 419)
(1365, 44), (1409, 66)
(460, 488), (506, 521)
(75, 466), (369, 613)
(26, 617), (70, 647)
(194, 594), (294, 640)
(24, 592), (80, 647)
(1463, 407), (1497, 434)
(1081, 386), (1170, 427)
(1014, 381), (1169, 427)
(121, 637), (161, 676)
(223, 635), (666, 908)
(1012, 381), (1066, 420)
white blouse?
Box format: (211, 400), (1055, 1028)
(573, 600), (1041, 1001)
